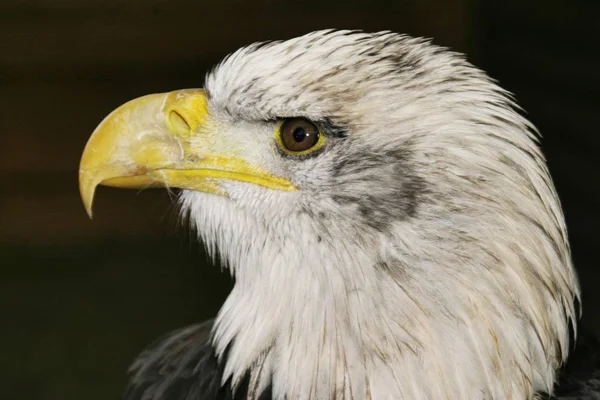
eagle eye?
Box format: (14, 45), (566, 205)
(277, 118), (324, 155)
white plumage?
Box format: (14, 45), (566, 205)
(183, 31), (578, 399)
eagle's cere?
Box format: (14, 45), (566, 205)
(79, 30), (592, 399)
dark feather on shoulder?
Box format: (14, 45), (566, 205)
(124, 320), (271, 400)
(539, 327), (600, 399)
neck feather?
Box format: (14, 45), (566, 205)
(181, 189), (577, 400)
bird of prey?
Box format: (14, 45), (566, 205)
(79, 30), (599, 399)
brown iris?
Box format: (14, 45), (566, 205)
(279, 118), (321, 153)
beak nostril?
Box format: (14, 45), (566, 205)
(169, 110), (190, 135)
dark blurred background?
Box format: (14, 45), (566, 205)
(1, 0), (598, 399)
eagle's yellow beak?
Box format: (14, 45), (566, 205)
(79, 89), (295, 218)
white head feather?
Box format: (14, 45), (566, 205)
(179, 30), (579, 399)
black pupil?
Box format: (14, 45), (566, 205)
(293, 126), (307, 142)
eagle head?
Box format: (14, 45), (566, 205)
(79, 30), (579, 399)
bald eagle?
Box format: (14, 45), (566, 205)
(79, 30), (600, 399)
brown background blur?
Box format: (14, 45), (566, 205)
(1, 1), (598, 399)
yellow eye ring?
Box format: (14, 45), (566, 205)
(275, 118), (326, 155)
